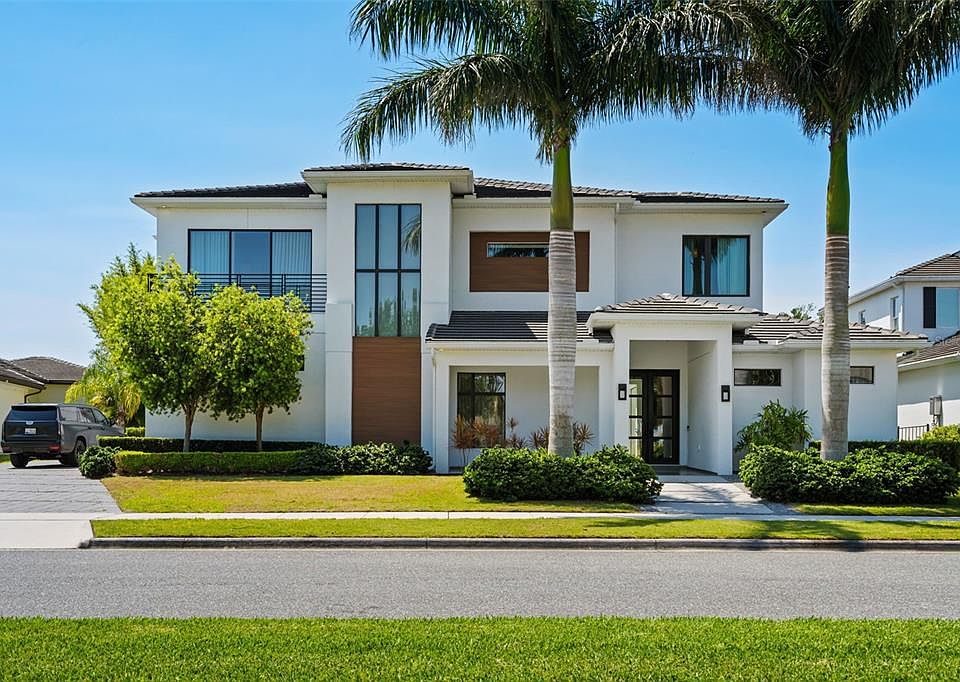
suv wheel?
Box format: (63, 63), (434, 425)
(63, 439), (85, 467)
(10, 454), (28, 469)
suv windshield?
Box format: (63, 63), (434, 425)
(7, 406), (58, 422)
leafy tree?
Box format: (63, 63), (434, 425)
(344, 0), (723, 455)
(720, 0), (960, 459)
(202, 286), (313, 451)
(66, 345), (142, 429)
(782, 303), (820, 322)
(80, 244), (157, 341)
(99, 258), (212, 452)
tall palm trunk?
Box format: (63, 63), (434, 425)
(820, 126), (851, 461)
(547, 142), (577, 457)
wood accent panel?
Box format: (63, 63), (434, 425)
(469, 231), (590, 292)
(352, 337), (421, 445)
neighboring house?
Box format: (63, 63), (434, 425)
(132, 162), (925, 474)
(849, 250), (960, 433)
(0, 356), (86, 422)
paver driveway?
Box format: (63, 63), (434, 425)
(0, 461), (119, 513)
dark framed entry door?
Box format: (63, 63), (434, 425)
(628, 369), (680, 466)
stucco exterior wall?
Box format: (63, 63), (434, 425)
(898, 360), (960, 429)
(0, 382), (29, 425)
(731, 349), (795, 461)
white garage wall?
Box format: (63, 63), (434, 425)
(898, 360), (960, 429)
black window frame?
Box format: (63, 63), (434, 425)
(850, 366), (875, 385)
(187, 228), (313, 277)
(486, 242), (550, 258)
(682, 235), (751, 297)
(355, 203), (422, 337)
(733, 368), (782, 387)
(456, 372), (506, 441)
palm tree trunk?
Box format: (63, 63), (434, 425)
(820, 126), (851, 461)
(255, 405), (265, 452)
(183, 404), (195, 453)
(547, 142), (577, 458)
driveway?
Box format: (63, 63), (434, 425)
(0, 461), (119, 513)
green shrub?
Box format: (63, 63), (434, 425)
(78, 446), (118, 479)
(124, 427), (145, 437)
(922, 424), (960, 442)
(736, 401), (812, 451)
(739, 445), (960, 504)
(808, 439), (960, 471)
(100, 437), (319, 453)
(463, 445), (662, 504)
(113, 442), (433, 476)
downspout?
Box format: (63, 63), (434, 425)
(23, 386), (43, 403)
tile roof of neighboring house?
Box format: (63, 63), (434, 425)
(595, 293), (763, 315)
(0, 361), (45, 389)
(898, 331), (960, 366)
(739, 315), (926, 345)
(304, 162), (471, 172)
(471, 177), (783, 203)
(895, 250), (960, 277)
(10, 357), (85, 384)
(134, 182), (313, 199)
(426, 311), (613, 344)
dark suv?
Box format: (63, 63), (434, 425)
(1, 404), (123, 468)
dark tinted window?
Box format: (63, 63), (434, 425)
(80, 408), (98, 424)
(8, 406), (57, 421)
(60, 406), (81, 422)
(93, 409), (111, 425)
(850, 366), (875, 385)
(734, 369), (781, 386)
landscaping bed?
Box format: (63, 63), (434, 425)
(1, 617), (959, 680)
(100, 475), (635, 513)
(91, 517), (960, 541)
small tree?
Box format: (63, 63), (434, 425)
(202, 286), (312, 451)
(736, 401), (813, 452)
(100, 258), (212, 452)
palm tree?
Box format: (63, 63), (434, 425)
(721, 0), (960, 459)
(343, 0), (725, 456)
(66, 345), (142, 429)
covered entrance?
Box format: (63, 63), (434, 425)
(628, 369), (680, 466)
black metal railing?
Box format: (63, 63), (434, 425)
(898, 424), (930, 441)
(148, 273), (327, 313)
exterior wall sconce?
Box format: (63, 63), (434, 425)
(930, 395), (943, 427)
(618, 383), (627, 401)
(720, 384), (731, 402)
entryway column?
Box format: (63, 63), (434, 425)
(612, 328), (631, 446)
(597, 351), (615, 448)
(432, 354), (451, 474)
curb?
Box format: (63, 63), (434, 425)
(82, 536), (960, 551)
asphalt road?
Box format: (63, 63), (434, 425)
(3, 548), (959, 619)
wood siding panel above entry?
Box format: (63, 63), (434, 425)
(352, 337), (421, 445)
(470, 231), (590, 292)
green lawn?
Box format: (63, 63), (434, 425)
(91, 517), (960, 540)
(795, 496), (960, 517)
(101, 474), (634, 512)
(1, 618), (958, 680)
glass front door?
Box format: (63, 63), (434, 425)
(628, 370), (680, 466)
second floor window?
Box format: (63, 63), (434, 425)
(923, 286), (960, 329)
(355, 204), (421, 337)
(682, 236), (749, 297)
(890, 296), (901, 331)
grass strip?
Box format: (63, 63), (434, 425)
(1, 617), (959, 680)
(101, 474), (634, 512)
(795, 497), (960, 517)
(91, 517), (960, 540)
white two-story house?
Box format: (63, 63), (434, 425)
(132, 162), (925, 473)
(849, 250), (960, 434)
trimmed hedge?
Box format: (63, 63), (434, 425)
(463, 445), (662, 504)
(78, 446), (118, 479)
(112, 442), (432, 476)
(740, 446), (960, 504)
(99, 437), (319, 453)
(807, 439), (960, 470)
(123, 427), (145, 438)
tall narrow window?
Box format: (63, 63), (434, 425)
(355, 204), (421, 336)
(889, 296), (901, 331)
(683, 236), (749, 296)
(456, 373), (506, 440)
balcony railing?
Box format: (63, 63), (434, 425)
(148, 273), (327, 313)
(898, 424), (930, 441)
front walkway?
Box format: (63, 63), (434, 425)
(644, 478), (785, 516)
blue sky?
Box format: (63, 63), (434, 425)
(1, 1), (958, 365)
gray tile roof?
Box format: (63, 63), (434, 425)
(0, 361), (44, 389)
(304, 162), (470, 172)
(135, 182), (313, 199)
(739, 315), (927, 345)
(10, 357), (85, 383)
(471, 177), (783, 203)
(898, 331), (960, 366)
(596, 293), (763, 315)
(895, 250), (960, 277)
(426, 311), (613, 344)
